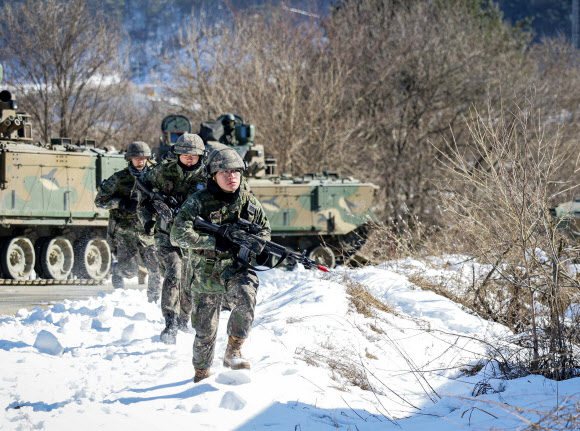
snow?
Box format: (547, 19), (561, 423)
(1, 261), (578, 431)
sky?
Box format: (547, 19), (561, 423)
(1, 258), (579, 431)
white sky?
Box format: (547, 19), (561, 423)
(1, 259), (578, 431)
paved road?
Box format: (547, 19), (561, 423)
(0, 281), (145, 317)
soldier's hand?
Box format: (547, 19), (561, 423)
(144, 220), (156, 236)
(143, 199), (156, 214)
(119, 197), (138, 213)
(214, 235), (231, 254)
(217, 224), (233, 238)
(230, 231), (265, 255)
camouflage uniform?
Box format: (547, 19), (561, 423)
(219, 114), (238, 146)
(139, 155), (205, 334)
(95, 166), (162, 301)
(170, 185), (271, 371)
(219, 130), (238, 146)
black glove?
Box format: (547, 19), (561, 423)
(143, 199), (157, 214)
(215, 235), (231, 254)
(217, 224), (232, 239)
(144, 220), (156, 236)
(119, 197), (138, 213)
(229, 230), (266, 255)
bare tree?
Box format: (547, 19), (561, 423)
(163, 6), (358, 174)
(437, 94), (580, 379)
(163, 0), (579, 231)
(0, 0), (129, 145)
(322, 0), (537, 225)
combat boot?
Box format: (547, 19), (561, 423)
(194, 367), (210, 383)
(223, 335), (250, 370)
(112, 273), (124, 289)
(176, 315), (192, 333)
(147, 290), (160, 303)
(160, 312), (177, 344)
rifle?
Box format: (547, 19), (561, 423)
(193, 216), (329, 272)
(134, 177), (179, 230)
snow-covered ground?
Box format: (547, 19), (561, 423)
(1, 261), (578, 430)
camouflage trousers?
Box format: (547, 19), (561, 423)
(191, 270), (258, 370)
(110, 222), (161, 302)
(158, 245), (193, 321)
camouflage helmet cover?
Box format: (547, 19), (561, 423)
(207, 147), (246, 176)
(174, 133), (205, 155)
(125, 141), (152, 160)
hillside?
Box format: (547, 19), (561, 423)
(1, 260), (578, 430)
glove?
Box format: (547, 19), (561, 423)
(215, 235), (231, 254)
(119, 197), (138, 213)
(144, 220), (156, 236)
(229, 230), (266, 255)
(217, 224), (232, 239)
(143, 199), (157, 214)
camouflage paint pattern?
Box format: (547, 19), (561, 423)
(248, 176), (379, 236)
(1, 146), (126, 224)
(553, 196), (580, 240)
(0, 85), (130, 281)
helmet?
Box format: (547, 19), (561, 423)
(125, 141), (152, 161)
(222, 113), (236, 130)
(222, 113), (235, 124)
(174, 133), (205, 155)
(207, 147), (246, 176)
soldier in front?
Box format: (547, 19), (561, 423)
(170, 147), (271, 383)
(139, 133), (206, 344)
(94, 141), (162, 302)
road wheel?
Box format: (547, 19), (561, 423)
(74, 237), (111, 280)
(1, 237), (35, 280)
(36, 237), (74, 280)
(307, 245), (336, 269)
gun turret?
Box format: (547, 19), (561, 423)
(0, 89), (32, 142)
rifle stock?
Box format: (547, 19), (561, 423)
(193, 216), (329, 272)
(134, 177), (175, 229)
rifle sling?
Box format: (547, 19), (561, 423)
(233, 249), (290, 272)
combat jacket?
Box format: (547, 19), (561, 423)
(139, 160), (205, 247)
(95, 167), (140, 222)
(219, 131), (238, 146)
(95, 166), (154, 246)
(170, 188), (271, 293)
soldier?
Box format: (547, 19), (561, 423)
(170, 147), (271, 383)
(94, 141), (162, 302)
(219, 113), (238, 146)
(139, 133), (206, 344)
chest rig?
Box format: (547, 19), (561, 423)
(201, 191), (257, 276)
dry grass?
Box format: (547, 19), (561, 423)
(365, 348), (378, 360)
(522, 398), (580, 430)
(296, 347), (374, 393)
(343, 277), (395, 318)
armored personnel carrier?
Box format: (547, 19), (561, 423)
(160, 113), (379, 268)
(551, 196), (580, 241)
(0, 76), (126, 283)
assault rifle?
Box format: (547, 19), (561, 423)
(134, 178), (179, 230)
(193, 216), (329, 272)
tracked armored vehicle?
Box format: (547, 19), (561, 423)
(160, 114), (379, 268)
(551, 196), (580, 241)
(0, 81), (126, 283)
